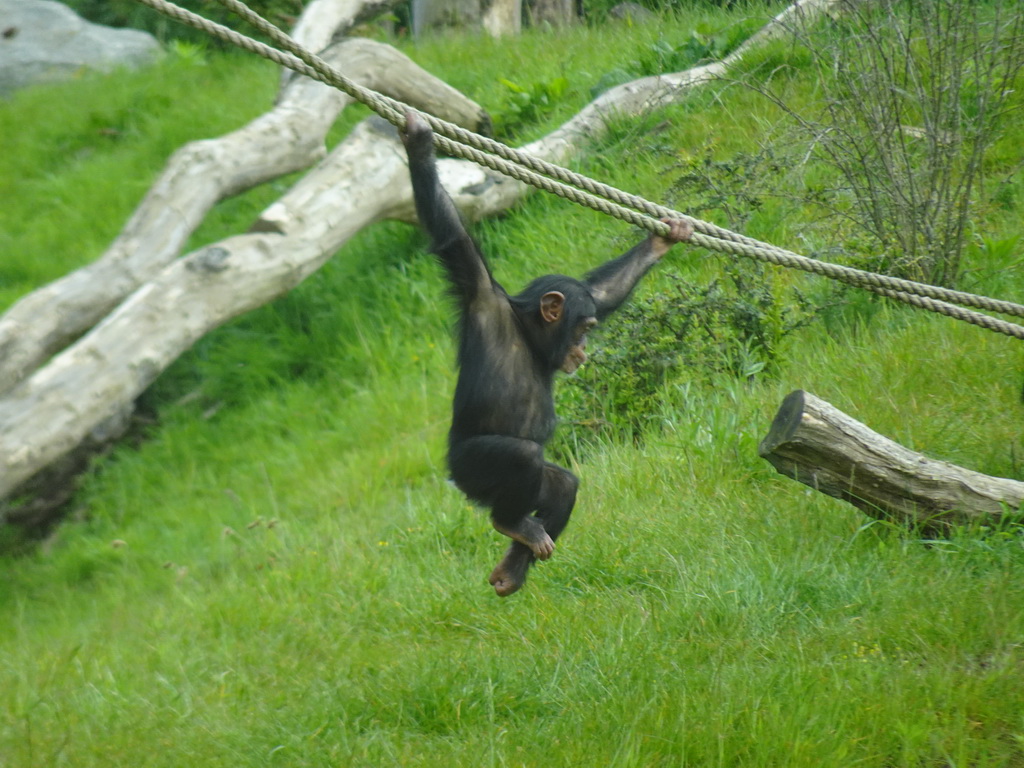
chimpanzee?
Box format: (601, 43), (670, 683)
(402, 111), (692, 596)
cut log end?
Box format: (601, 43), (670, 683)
(758, 388), (806, 457)
(760, 390), (1024, 530)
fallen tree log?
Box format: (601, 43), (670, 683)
(0, 0), (843, 525)
(759, 390), (1024, 529)
(0, 0), (491, 398)
(0, 45), (491, 528)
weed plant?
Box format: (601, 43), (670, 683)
(3, 5), (1024, 766)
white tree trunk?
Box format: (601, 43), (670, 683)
(483, 0), (522, 36)
(0, 1), (486, 398)
(281, 0), (398, 87)
(0, 0), (843, 514)
(412, 0), (522, 36)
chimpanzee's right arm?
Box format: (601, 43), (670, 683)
(402, 111), (493, 305)
(584, 219), (693, 321)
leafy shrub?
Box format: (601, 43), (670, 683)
(580, 0), (776, 23)
(591, 33), (729, 96)
(493, 76), (571, 139)
(558, 261), (819, 442)
(554, 137), (834, 447)
(590, 10), (767, 97)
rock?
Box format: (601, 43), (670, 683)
(0, 0), (160, 97)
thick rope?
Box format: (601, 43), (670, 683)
(134, 0), (1024, 340)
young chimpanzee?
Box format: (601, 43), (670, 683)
(402, 111), (692, 596)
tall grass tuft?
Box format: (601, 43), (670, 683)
(2, 4), (1024, 766)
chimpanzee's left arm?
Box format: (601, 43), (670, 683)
(402, 111), (494, 308)
(584, 219), (693, 321)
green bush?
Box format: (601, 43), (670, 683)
(557, 137), (827, 443)
(493, 75), (572, 139)
(559, 262), (818, 440)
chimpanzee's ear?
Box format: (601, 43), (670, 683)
(540, 291), (565, 324)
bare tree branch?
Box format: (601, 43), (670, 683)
(0, 0), (843, 519)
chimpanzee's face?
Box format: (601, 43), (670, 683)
(560, 317), (597, 374)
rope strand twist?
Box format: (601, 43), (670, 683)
(132, 0), (1024, 340)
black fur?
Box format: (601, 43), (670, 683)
(402, 112), (669, 593)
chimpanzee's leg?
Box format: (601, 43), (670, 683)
(448, 435), (554, 560)
(449, 436), (581, 595)
(488, 462), (579, 597)
(536, 462), (579, 541)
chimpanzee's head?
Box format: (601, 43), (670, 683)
(513, 275), (598, 374)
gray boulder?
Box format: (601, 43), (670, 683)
(0, 0), (161, 97)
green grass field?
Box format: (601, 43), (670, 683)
(2, 4), (1024, 766)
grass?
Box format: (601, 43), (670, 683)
(3, 4), (1024, 766)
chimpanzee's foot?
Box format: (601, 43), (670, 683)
(492, 516), (554, 560)
(489, 544), (533, 597)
